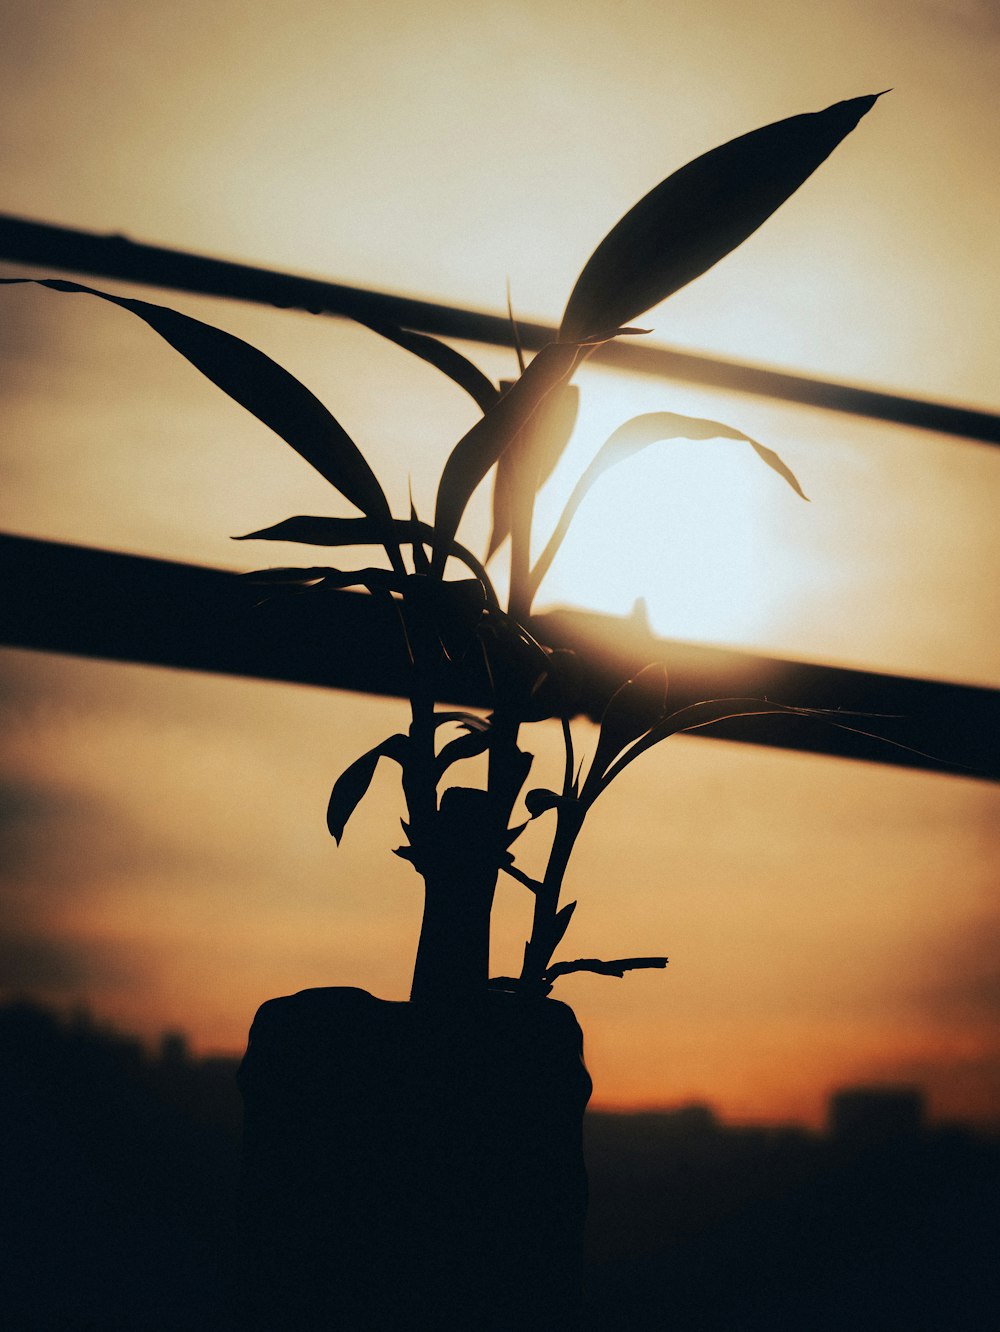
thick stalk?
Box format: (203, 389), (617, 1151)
(408, 676), (513, 1003)
(410, 862), (496, 1004)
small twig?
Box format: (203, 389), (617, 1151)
(500, 862), (541, 894)
(544, 955), (669, 981)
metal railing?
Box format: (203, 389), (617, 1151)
(1, 216), (997, 782)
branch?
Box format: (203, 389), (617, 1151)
(544, 955), (669, 981)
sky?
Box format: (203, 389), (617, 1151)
(1, 0), (998, 1128)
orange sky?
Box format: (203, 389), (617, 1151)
(1, 0), (998, 1129)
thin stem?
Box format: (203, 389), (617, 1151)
(520, 803), (585, 985)
(561, 717), (575, 796)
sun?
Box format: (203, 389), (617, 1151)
(527, 365), (801, 649)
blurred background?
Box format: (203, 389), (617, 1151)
(2, 0), (998, 1134)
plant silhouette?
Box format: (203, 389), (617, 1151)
(2, 93), (883, 1328)
(1, 94), (880, 1001)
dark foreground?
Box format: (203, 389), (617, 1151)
(2, 1001), (997, 1330)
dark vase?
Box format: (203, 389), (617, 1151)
(236, 986), (592, 1330)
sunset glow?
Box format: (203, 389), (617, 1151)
(2, 0), (998, 1135)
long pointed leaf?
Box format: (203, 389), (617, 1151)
(235, 514), (496, 602)
(549, 900), (577, 955)
(327, 733), (408, 844)
(581, 663), (669, 800)
(408, 491), (430, 574)
(559, 93), (884, 343)
(487, 384), (579, 559)
(357, 317), (500, 413)
(501, 384), (580, 620)
(529, 411), (807, 602)
(593, 697), (836, 800)
(246, 565), (403, 593)
(1, 277), (394, 530)
(432, 341), (581, 576)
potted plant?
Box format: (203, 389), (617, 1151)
(3, 92), (882, 1328)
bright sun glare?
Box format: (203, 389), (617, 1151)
(528, 367), (790, 647)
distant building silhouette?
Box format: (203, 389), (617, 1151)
(828, 1085), (925, 1146)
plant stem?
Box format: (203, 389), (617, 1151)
(407, 665), (520, 1004)
(410, 862), (495, 1004)
(520, 804), (584, 986)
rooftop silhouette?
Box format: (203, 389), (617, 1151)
(2, 999), (997, 1329)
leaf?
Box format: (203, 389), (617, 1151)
(402, 574), (487, 662)
(525, 788), (561, 817)
(478, 614), (551, 712)
(487, 384), (580, 560)
(528, 647), (585, 721)
(529, 411), (807, 602)
(357, 317), (500, 413)
(432, 711), (491, 733)
(435, 727), (491, 778)
(497, 384), (580, 619)
(408, 491), (430, 574)
(506, 282), (527, 375)
(0, 277), (395, 533)
(246, 565), (403, 593)
(235, 514), (496, 603)
(550, 900), (577, 955)
(432, 341), (581, 575)
(559, 93), (884, 343)
(241, 566), (334, 584)
(582, 663), (669, 801)
(525, 900), (580, 979)
(596, 696), (826, 796)
(327, 733), (408, 844)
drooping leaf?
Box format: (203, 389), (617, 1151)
(1, 278), (396, 535)
(529, 411), (807, 602)
(357, 317), (500, 413)
(326, 733), (408, 844)
(235, 514), (496, 602)
(432, 341), (581, 576)
(582, 664), (669, 802)
(559, 93), (884, 343)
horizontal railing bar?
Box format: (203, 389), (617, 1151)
(2, 531), (995, 782)
(2, 213), (998, 446)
